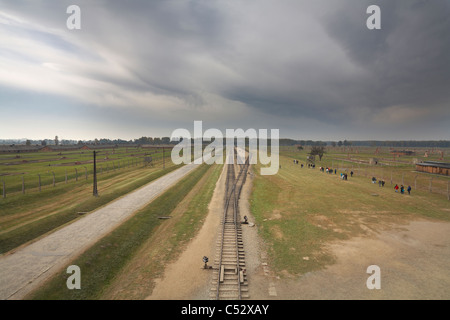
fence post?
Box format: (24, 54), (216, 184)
(402, 173), (404, 185)
(390, 171), (393, 185)
(414, 175), (418, 190)
(38, 174), (41, 192)
(22, 175), (25, 194)
(429, 177), (433, 193)
(84, 167), (88, 180)
(75, 168), (78, 181)
(52, 171), (56, 187)
(2, 179), (5, 198)
(65, 170), (68, 184)
(447, 181), (449, 201)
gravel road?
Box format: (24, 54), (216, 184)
(0, 162), (201, 300)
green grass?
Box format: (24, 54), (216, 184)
(251, 152), (450, 277)
(0, 147), (171, 194)
(100, 163), (224, 299)
(27, 163), (213, 300)
(166, 164), (223, 259)
(0, 164), (181, 254)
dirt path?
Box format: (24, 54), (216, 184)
(0, 162), (201, 300)
(146, 163), (227, 299)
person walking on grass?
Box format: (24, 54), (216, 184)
(407, 185), (411, 195)
(394, 184), (399, 192)
(400, 185), (405, 194)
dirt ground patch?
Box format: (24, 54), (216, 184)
(146, 164), (227, 300)
(249, 218), (450, 300)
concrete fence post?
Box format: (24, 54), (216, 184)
(414, 175), (418, 190)
(429, 177), (433, 193)
(84, 167), (88, 180)
(52, 171), (56, 187)
(22, 175), (25, 194)
(75, 168), (78, 181)
(2, 179), (5, 198)
(65, 170), (68, 184)
(38, 174), (41, 192)
(447, 181), (449, 201)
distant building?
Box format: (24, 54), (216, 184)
(0, 145), (41, 153)
(416, 161), (450, 176)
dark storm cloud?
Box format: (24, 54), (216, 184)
(1, 0), (449, 139)
(220, 0), (450, 129)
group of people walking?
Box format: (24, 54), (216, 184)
(292, 158), (413, 196)
(394, 184), (412, 195)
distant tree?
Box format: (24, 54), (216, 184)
(331, 141), (337, 147)
(55, 136), (59, 146)
(310, 146), (326, 161)
(337, 141), (343, 147)
(161, 137), (170, 144)
(297, 145), (303, 151)
(41, 140), (47, 146)
(77, 140), (83, 145)
(26, 140), (31, 146)
(94, 138), (99, 145)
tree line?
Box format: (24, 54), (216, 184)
(2, 138), (449, 148)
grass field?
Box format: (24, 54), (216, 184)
(27, 163), (221, 300)
(0, 147), (179, 254)
(0, 146), (171, 195)
(251, 147), (450, 277)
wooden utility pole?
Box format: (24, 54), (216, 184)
(93, 151), (98, 197)
(163, 147), (165, 169)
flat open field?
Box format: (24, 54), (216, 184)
(248, 147), (450, 299)
(0, 146), (170, 194)
(0, 146), (176, 254)
(1, 145), (449, 300)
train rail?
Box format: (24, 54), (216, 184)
(211, 154), (250, 300)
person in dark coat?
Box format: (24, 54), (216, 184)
(407, 185), (411, 195)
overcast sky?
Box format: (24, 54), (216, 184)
(0, 0), (449, 141)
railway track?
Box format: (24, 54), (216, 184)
(211, 154), (250, 300)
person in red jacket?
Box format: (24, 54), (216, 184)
(394, 184), (399, 192)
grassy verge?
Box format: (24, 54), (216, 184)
(251, 154), (450, 277)
(0, 164), (181, 254)
(101, 164), (223, 299)
(27, 163), (215, 300)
